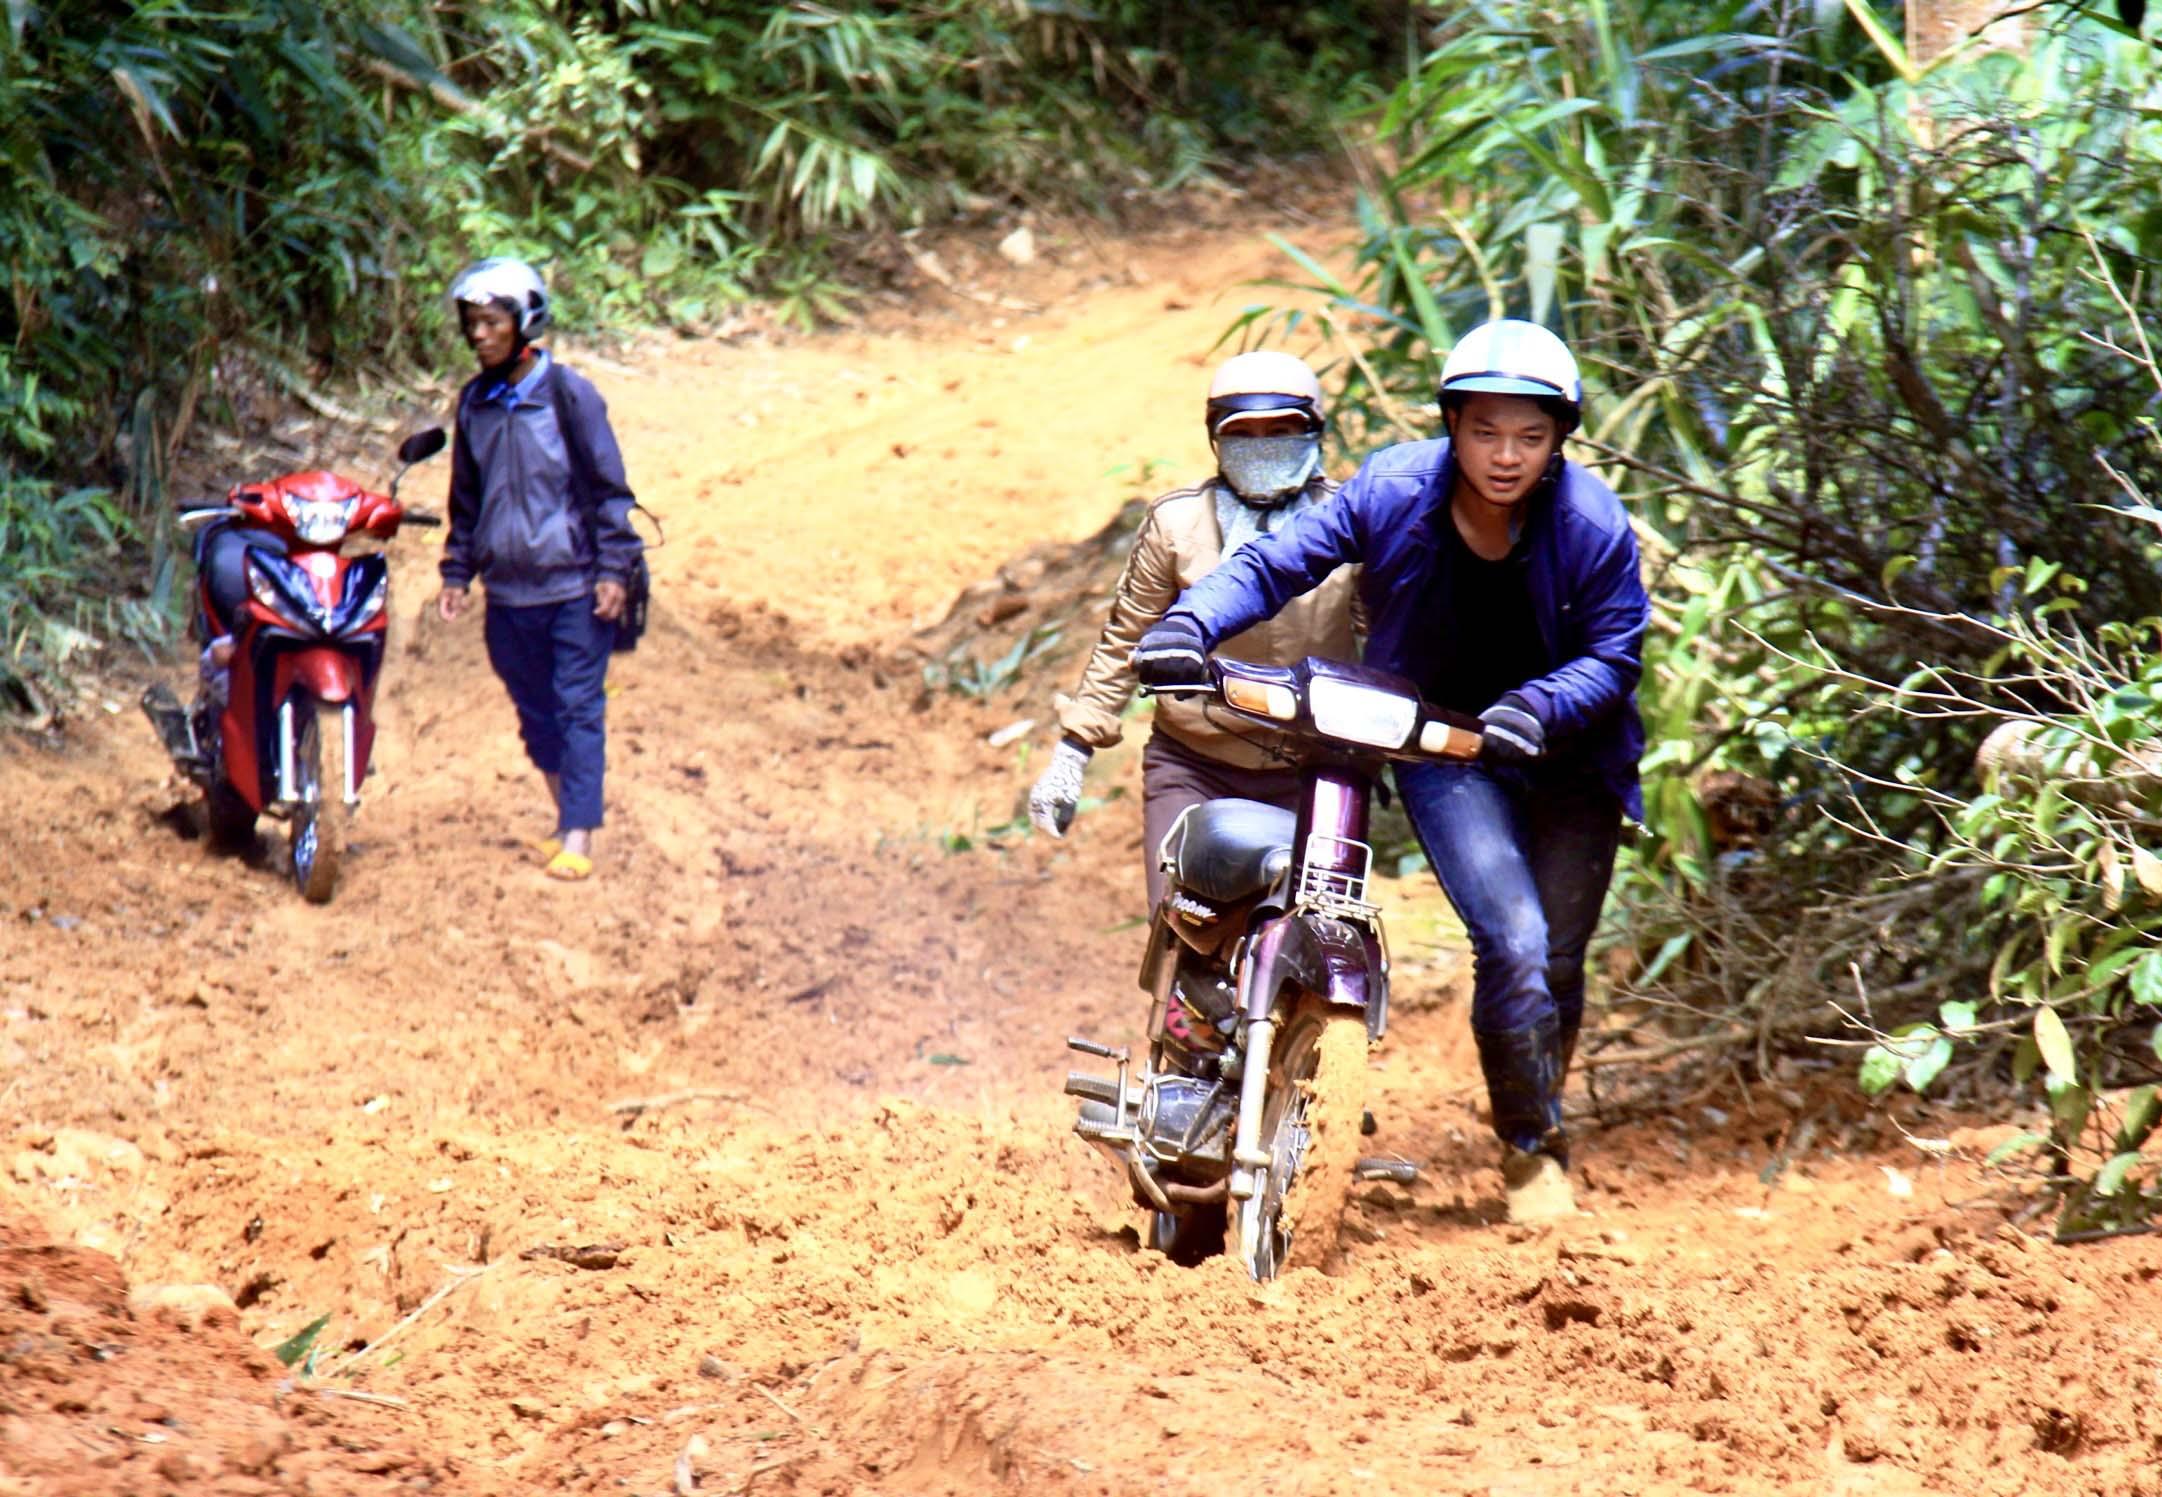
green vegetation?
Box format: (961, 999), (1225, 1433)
(2, 0), (1405, 714)
(1265, 0), (2162, 1232)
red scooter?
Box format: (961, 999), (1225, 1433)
(141, 429), (445, 902)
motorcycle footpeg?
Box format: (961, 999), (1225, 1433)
(1354, 1157), (1419, 1185)
(1064, 1072), (1122, 1107)
(1073, 1102), (1129, 1143)
(1066, 1035), (1127, 1063)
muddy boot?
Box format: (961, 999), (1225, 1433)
(1501, 1147), (1576, 1223)
(1475, 1017), (1576, 1224)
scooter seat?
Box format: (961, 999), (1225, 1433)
(1166, 798), (1295, 904)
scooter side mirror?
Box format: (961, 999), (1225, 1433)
(397, 428), (447, 465)
(390, 427), (448, 504)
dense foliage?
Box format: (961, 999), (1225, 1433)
(0, 0), (1406, 714)
(1252, 0), (2162, 1230)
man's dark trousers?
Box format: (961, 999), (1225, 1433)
(483, 595), (613, 832)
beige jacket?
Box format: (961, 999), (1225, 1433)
(1055, 476), (1360, 770)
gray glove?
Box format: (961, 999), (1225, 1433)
(1028, 739), (1093, 837)
(1478, 693), (1546, 765)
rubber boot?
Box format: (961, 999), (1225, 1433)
(1474, 1016), (1576, 1225)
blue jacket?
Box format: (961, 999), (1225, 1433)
(441, 356), (644, 608)
(1168, 439), (1650, 819)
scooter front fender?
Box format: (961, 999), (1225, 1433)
(1240, 912), (1389, 1040)
(286, 649), (360, 704)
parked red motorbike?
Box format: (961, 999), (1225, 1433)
(141, 429), (446, 902)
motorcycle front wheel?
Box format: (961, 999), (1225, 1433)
(1240, 998), (1368, 1280)
(289, 698), (348, 904)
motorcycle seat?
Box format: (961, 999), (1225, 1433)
(1164, 798), (1295, 904)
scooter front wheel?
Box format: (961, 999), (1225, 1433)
(1240, 999), (1368, 1279)
(290, 698), (348, 904)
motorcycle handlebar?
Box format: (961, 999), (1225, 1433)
(402, 511), (443, 528)
(1142, 663), (1486, 764)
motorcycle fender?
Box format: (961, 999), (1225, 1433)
(287, 649), (359, 704)
(1241, 913), (1389, 1039)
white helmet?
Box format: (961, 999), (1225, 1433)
(1205, 350), (1325, 438)
(1438, 319), (1581, 432)
(448, 258), (551, 338)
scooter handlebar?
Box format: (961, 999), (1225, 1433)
(1143, 658), (1485, 763)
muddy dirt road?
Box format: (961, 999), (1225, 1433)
(6, 211), (2162, 1497)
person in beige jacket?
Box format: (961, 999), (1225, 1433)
(1028, 350), (1359, 910)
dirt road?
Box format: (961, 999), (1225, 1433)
(5, 208), (2161, 1497)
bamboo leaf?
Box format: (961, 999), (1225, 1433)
(273, 1313), (332, 1369)
(2034, 1007), (2078, 1086)
(2092, 1151), (2142, 1198)
(2114, 1086), (2159, 1153)
(2135, 848), (2162, 897)
(1985, 1131), (2049, 1166)
(1840, 0), (1918, 82)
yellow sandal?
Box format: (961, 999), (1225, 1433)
(535, 837), (564, 863)
(544, 848), (594, 881)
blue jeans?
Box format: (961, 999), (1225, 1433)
(484, 595), (613, 832)
(1396, 759), (1622, 1151)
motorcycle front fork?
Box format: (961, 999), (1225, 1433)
(271, 699), (359, 810)
(1228, 1015), (1276, 1258)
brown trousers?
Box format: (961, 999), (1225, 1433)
(1140, 730), (1305, 912)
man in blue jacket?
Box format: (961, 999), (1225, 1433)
(433, 258), (644, 882)
(1134, 320), (1648, 1223)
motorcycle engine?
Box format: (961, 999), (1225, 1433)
(1138, 1075), (1232, 1174)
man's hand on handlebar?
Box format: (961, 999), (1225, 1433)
(1478, 692), (1545, 765)
(1133, 615), (1210, 690)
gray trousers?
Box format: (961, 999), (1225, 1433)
(1140, 731), (1304, 912)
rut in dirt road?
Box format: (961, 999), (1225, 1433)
(5, 214), (2162, 1497)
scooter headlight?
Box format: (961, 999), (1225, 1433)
(286, 494), (358, 545)
(247, 562), (285, 613)
(1309, 676), (1418, 749)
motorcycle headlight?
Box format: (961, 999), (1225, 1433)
(1309, 677), (1418, 749)
(247, 562), (285, 613)
(286, 495), (357, 545)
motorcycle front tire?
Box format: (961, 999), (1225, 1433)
(1242, 998), (1368, 1279)
(289, 698), (348, 904)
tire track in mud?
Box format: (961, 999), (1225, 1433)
(7, 212), (2162, 1496)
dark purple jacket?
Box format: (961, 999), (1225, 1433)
(1167, 438), (1650, 819)
(440, 358), (643, 608)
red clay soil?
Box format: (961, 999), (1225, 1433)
(6, 207), (2162, 1497)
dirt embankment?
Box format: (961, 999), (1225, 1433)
(6, 201), (2162, 1497)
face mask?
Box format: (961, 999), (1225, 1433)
(1216, 434), (1321, 505)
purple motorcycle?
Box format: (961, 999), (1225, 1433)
(1068, 655), (1484, 1279)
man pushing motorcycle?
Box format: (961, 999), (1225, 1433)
(1028, 348), (1359, 909)
(1134, 320), (1649, 1225)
